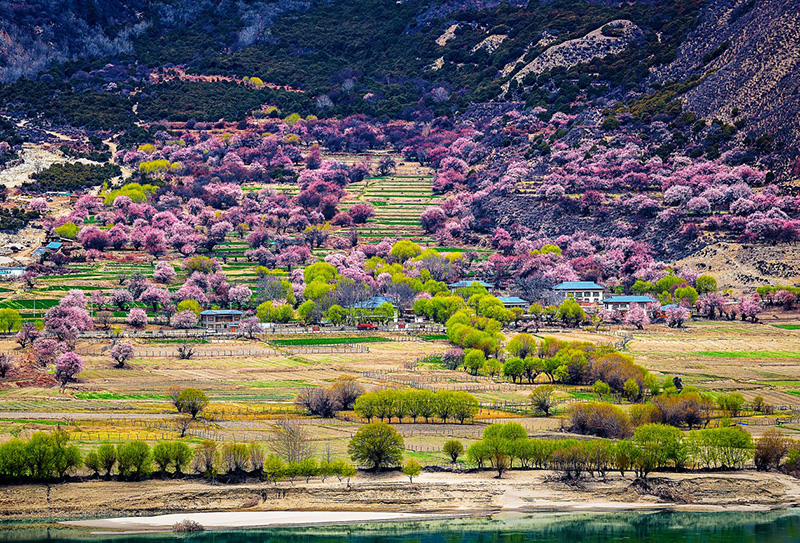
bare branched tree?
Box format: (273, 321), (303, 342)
(268, 418), (314, 462)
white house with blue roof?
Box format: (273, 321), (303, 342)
(497, 296), (528, 309)
(552, 281), (605, 305)
(448, 280), (495, 290)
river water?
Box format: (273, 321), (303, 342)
(3, 511), (800, 542)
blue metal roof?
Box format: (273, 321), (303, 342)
(46, 242), (63, 250)
(498, 296), (528, 304)
(347, 296), (395, 310)
(449, 280), (494, 288)
(603, 296), (655, 303)
(200, 310), (244, 315)
(552, 281), (604, 290)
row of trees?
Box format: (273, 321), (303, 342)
(465, 421), (755, 479)
(353, 389), (479, 424)
(0, 431), (359, 484)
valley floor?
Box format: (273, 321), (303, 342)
(3, 469), (800, 527)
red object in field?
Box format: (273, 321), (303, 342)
(358, 323), (376, 330)
(312, 326), (320, 331)
(398, 323), (406, 329)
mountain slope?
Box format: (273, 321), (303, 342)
(655, 0), (800, 175)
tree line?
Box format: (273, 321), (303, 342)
(353, 389), (479, 424)
(0, 428), (358, 484)
(464, 421), (755, 479)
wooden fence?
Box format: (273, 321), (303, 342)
(77, 323), (445, 341)
(74, 344), (369, 358)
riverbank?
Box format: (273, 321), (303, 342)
(2, 469), (800, 527)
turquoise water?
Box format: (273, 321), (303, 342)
(3, 512), (800, 542)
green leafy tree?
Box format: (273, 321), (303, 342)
(116, 441), (151, 479)
(502, 357), (525, 383)
(530, 385), (555, 416)
(175, 388), (210, 419)
(623, 378), (640, 401)
(443, 440), (464, 463)
(695, 275), (717, 294)
(54, 222), (79, 239)
(347, 422), (404, 471)
(484, 357), (502, 377)
(674, 286), (699, 306)
(177, 299), (203, 316)
(83, 450), (101, 476)
(390, 240), (422, 262)
(463, 349), (486, 375)
(326, 304), (347, 325)
(96, 444), (117, 476)
(557, 299), (586, 327)
(593, 380), (611, 399)
(0, 308), (21, 333)
(633, 424), (685, 478)
(506, 333), (538, 359)
(402, 458), (422, 482)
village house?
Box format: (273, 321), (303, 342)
(601, 295), (656, 313)
(498, 296), (528, 309)
(199, 309), (243, 332)
(552, 281), (605, 304)
(448, 280), (495, 290)
(0, 267), (25, 278)
(346, 296), (399, 321)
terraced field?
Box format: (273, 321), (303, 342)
(341, 156), (441, 246)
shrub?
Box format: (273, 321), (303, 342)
(569, 402), (632, 439)
(630, 404), (662, 426)
(754, 429), (788, 471)
(173, 520), (204, 533)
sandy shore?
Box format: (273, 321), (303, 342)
(2, 470), (800, 528)
(62, 511), (438, 531)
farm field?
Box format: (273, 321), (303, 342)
(3, 320), (800, 466)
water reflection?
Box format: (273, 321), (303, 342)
(2, 511), (800, 543)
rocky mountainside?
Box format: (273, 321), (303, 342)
(655, 0), (800, 176)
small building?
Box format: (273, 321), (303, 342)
(602, 296), (656, 312)
(449, 280), (495, 290)
(0, 267), (25, 278)
(552, 281), (605, 304)
(45, 242), (63, 252)
(498, 296), (528, 309)
(346, 296), (397, 323)
(199, 309), (243, 332)
(347, 296), (396, 311)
